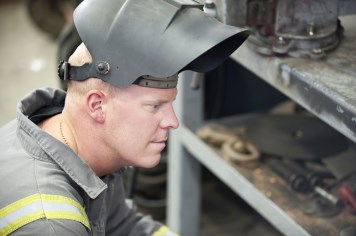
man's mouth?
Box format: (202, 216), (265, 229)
(152, 137), (168, 143)
(151, 138), (168, 150)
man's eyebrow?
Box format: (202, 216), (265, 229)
(151, 96), (176, 103)
(155, 99), (171, 104)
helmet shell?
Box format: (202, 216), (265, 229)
(73, 0), (250, 88)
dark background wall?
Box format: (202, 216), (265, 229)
(204, 58), (287, 119)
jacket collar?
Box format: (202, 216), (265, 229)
(16, 87), (107, 199)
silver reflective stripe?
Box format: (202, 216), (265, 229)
(0, 202), (42, 229)
(0, 193), (90, 235)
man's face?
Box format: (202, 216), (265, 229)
(105, 84), (179, 168)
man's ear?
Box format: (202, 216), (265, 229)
(86, 90), (106, 123)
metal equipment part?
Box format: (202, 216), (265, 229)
(196, 123), (239, 148)
(340, 226), (356, 236)
(245, 114), (349, 160)
(322, 148), (356, 180)
(266, 158), (310, 193)
(339, 184), (356, 214)
(266, 157), (344, 218)
(221, 137), (260, 165)
(246, 0), (343, 59)
(302, 197), (342, 218)
(314, 186), (341, 207)
(205, 0), (343, 59)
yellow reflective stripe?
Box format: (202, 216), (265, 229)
(152, 225), (179, 236)
(0, 194), (37, 217)
(1, 211), (45, 236)
(41, 194), (89, 226)
(0, 193), (90, 235)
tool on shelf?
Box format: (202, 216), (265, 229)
(267, 158), (340, 204)
(339, 183), (356, 214)
(266, 158), (310, 193)
(196, 123), (260, 166)
(266, 158), (343, 217)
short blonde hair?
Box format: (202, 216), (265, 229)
(66, 43), (118, 101)
(68, 43), (93, 66)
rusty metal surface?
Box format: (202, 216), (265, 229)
(209, 0), (247, 27)
(211, 0), (341, 58)
(274, 0), (338, 39)
(231, 14), (356, 143)
(230, 161), (356, 236)
(247, 0), (277, 35)
(206, 0), (356, 33)
(244, 114), (349, 160)
(203, 140), (356, 235)
(195, 112), (356, 236)
(339, 0), (356, 16)
(247, 0), (341, 58)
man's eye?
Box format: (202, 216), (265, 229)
(151, 104), (160, 109)
(146, 104), (160, 110)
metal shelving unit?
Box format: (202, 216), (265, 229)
(167, 15), (356, 236)
(230, 15), (356, 143)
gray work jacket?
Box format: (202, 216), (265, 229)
(0, 88), (172, 236)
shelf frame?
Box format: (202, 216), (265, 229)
(166, 14), (356, 236)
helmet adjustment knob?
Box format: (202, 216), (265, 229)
(96, 61), (110, 75)
(58, 60), (69, 80)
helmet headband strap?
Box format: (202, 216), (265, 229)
(58, 60), (178, 89)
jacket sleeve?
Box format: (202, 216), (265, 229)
(104, 174), (178, 236)
(10, 218), (90, 236)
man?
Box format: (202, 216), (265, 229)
(0, 0), (249, 235)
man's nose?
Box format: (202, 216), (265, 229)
(161, 107), (179, 129)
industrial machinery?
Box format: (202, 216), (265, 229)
(27, 0), (356, 63)
(203, 0), (356, 59)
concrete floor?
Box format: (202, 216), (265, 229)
(0, 1), (281, 235)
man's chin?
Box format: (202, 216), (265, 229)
(136, 153), (162, 169)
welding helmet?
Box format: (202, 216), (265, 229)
(58, 0), (250, 89)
